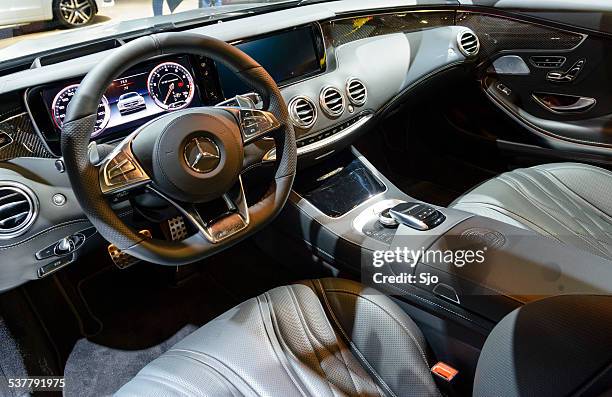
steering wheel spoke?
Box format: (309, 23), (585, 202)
(99, 134), (150, 196)
(148, 177), (250, 244)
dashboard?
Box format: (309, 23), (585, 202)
(0, 0), (555, 291)
(25, 24), (326, 154)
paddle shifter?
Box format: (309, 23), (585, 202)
(387, 202), (446, 231)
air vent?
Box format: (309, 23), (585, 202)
(346, 78), (367, 106)
(0, 183), (37, 239)
(457, 30), (480, 57)
(319, 86), (346, 118)
(288, 96), (317, 129)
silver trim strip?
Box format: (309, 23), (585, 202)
(264, 113), (374, 161)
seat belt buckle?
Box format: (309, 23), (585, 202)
(431, 362), (458, 382)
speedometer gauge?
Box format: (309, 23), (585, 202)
(52, 84), (111, 138)
(147, 62), (195, 111)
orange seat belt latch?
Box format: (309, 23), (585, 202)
(431, 361), (458, 382)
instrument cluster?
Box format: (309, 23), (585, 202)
(39, 55), (210, 143)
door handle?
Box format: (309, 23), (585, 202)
(532, 93), (596, 114)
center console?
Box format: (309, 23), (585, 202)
(255, 145), (612, 395)
(265, 146), (612, 329)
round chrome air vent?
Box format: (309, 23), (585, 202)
(346, 78), (368, 106)
(0, 182), (38, 239)
(288, 96), (317, 129)
(457, 30), (480, 57)
(319, 86), (346, 118)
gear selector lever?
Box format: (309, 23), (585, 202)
(389, 202), (446, 231)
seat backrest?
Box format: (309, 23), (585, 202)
(474, 295), (612, 397)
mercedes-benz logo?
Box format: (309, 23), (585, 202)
(183, 136), (221, 173)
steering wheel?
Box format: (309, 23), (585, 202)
(61, 32), (297, 266)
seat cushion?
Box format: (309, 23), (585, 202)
(451, 163), (612, 259)
(114, 278), (441, 397)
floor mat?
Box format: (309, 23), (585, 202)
(64, 324), (197, 397)
(61, 239), (302, 396)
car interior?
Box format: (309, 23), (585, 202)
(0, 0), (611, 396)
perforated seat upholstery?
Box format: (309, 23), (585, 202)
(115, 278), (441, 397)
(115, 278), (612, 396)
(451, 163), (612, 259)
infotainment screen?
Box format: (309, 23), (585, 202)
(217, 25), (325, 98)
(41, 55), (202, 141)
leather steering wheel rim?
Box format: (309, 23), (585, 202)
(61, 32), (297, 266)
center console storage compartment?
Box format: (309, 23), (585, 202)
(292, 151), (386, 218)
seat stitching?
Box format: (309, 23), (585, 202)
(505, 176), (607, 254)
(538, 169), (612, 252)
(321, 286), (431, 366)
(498, 173), (609, 256)
(464, 199), (610, 255)
(513, 170), (611, 256)
(514, 169), (605, 232)
(504, 171), (582, 226)
(299, 281), (386, 397)
(157, 353), (247, 397)
(315, 280), (396, 397)
(453, 201), (560, 239)
(539, 168), (612, 224)
(167, 350), (259, 396)
(290, 285), (374, 396)
(291, 285), (386, 397)
(261, 291), (310, 397)
(285, 285), (341, 396)
(538, 164), (612, 182)
(134, 373), (199, 396)
(526, 169), (612, 232)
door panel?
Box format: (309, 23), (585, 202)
(456, 8), (612, 159)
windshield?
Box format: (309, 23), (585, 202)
(0, 0), (323, 65)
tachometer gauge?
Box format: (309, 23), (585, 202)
(147, 62), (195, 111)
(52, 84), (111, 138)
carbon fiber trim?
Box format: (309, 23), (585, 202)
(456, 12), (585, 58)
(0, 113), (55, 162)
(323, 11), (454, 48)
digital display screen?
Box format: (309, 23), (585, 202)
(217, 26), (324, 98)
(42, 56), (202, 141)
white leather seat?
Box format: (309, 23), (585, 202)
(451, 163), (612, 259)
